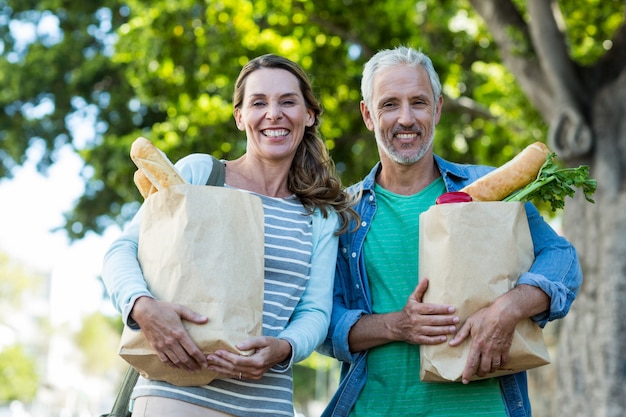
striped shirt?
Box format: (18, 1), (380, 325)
(132, 193), (313, 416)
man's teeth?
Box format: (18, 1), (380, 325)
(396, 133), (417, 139)
(263, 129), (289, 137)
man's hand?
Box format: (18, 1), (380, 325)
(348, 278), (459, 352)
(395, 278), (460, 345)
(448, 302), (515, 384)
(449, 284), (550, 384)
(130, 296), (209, 372)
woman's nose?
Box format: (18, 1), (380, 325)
(266, 102), (283, 120)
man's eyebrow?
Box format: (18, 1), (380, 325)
(376, 93), (431, 104)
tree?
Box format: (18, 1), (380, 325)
(1, 1), (624, 415)
(0, 0), (543, 239)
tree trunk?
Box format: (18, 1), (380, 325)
(531, 67), (626, 417)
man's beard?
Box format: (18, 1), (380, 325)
(376, 130), (434, 166)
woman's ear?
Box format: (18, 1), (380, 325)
(234, 108), (244, 131)
(306, 110), (315, 127)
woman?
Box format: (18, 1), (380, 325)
(102, 54), (355, 416)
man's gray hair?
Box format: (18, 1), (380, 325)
(361, 46), (442, 108)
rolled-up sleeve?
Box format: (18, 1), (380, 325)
(517, 202), (583, 327)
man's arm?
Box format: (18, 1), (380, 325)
(348, 279), (460, 353)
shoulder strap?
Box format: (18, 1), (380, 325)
(205, 156), (226, 186)
(101, 365), (139, 417)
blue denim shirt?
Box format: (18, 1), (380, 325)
(318, 156), (583, 417)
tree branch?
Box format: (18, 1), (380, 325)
(469, 0), (552, 115)
(442, 94), (496, 120)
(527, 0), (593, 158)
(527, 0), (586, 105)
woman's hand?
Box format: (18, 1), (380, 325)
(206, 337), (292, 380)
(130, 296), (209, 372)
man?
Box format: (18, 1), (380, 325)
(319, 46), (582, 417)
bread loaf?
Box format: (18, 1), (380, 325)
(460, 142), (551, 201)
(133, 169), (157, 199)
(130, 137), (185, 192)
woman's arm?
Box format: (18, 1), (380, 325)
(278, 210), (339, 363)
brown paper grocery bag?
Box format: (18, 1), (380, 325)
(418, 201), (550, 382)
(119, 184), (265, 386)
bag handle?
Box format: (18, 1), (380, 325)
(102, 155), (226, 417)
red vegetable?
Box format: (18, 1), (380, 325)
(436, 191), (473, 205)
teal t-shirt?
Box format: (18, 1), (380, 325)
(350, 177), (507, 417)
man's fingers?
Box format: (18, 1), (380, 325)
(449, 321), (470, 346)
(410, 278), (430, 302)
(462, 351), (480, 384)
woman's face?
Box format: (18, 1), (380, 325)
(235, 68), (315, 163)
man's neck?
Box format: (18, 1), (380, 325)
(376, 155), (440, 196)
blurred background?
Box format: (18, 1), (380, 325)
(1, 1), (625, 416)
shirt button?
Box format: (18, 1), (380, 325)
(342, 247), (347, 254)
(368, 195), (374, 201)
(355, 284), (360, 289)
(361, 221), (367, 227)
(351, 252), (357, 258)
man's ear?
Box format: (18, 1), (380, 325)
(434, 95), (444, 125)
(360, 101), (375, 131)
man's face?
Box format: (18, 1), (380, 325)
(361, 64), (442, 165)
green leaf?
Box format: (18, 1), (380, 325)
(504, 153), (597, 211)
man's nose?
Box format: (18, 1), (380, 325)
(397, 103), (413, 125)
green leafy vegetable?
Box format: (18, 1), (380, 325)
(503, 153), (597, 211)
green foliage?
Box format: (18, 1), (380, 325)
(74, 312), (124, 374)
(560, 0), (625, 64)
(504, 153), (597, 211)
(293, 351), (339, 412)
(0, 345), (38, 403)
(0, 253), (43, 308)
(0, 0), (623, 238)
(0, 254), (41, 404)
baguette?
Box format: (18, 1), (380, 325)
(133, 169), (157, 199)
(130, 137), (185, 191)
(460, 142), (551, 201)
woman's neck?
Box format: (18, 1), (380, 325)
(225, 155), (292, 197)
